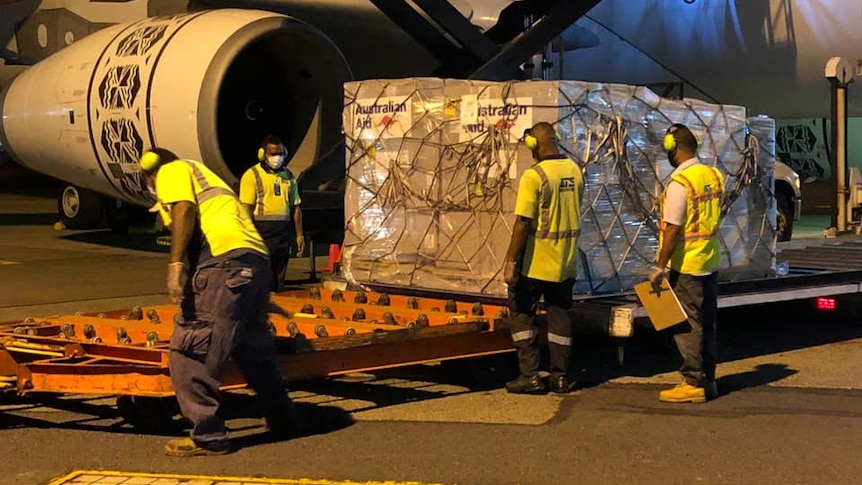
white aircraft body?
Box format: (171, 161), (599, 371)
(0, 0), (856, 230)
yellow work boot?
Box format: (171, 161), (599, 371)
(659, 383), (707, 403)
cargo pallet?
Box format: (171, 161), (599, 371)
(0, 288), (514, 408)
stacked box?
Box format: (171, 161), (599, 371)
(342, 78), (777, 297)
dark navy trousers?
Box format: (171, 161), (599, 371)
(170, 250), (294, 447)
(506, 276), (576, 378)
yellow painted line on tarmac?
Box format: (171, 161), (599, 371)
(0, 260), (19, 265)
(47, 469), (450, 485)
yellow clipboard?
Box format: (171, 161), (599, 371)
(634, 277), (688, 331)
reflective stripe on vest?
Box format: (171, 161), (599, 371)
(530, 164), (581, 241)
(251, 165), (291, 222)
(661, 162), (724, 274)
(672, 167), (723, 242)
(185, 161), (236, 204)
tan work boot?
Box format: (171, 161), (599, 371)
(659, 383), (707, 403)
(164, 437), (232, 457)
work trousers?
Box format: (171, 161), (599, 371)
(506, 276), (575, 378)
(170, 251), (294, 447)
(257, 222), (295, 293)
(268, 244), (291, 293)
(668, 270), (718, 387)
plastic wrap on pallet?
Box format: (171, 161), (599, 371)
(742, 115), (779, 276)
(342, 78), (777, 297)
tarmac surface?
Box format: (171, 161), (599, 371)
(1, 192), (861, 485)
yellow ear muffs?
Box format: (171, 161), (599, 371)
(523, 128), (561, 150)
(140, 151), (162, 173)
(258, 144), (287, 163)
(663, 125), (703, 153)
(662, 133), (677, 153)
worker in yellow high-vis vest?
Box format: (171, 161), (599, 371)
(502, 122), (583, 395)
(649, 123), (725, 403)
(140, 148), (301, 457)
(238, 135), (304, 292)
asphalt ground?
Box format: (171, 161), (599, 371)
(0, 191), (860, 485)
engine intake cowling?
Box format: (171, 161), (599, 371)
(0, 8), (352, 206)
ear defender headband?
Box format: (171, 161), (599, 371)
(139, 151), (162, 173)
(662, 124), (702, 153)
(523, 128), (562, 150)
(258, 142), (286, 162)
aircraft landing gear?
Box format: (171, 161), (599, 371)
(57, 184), (103, 230)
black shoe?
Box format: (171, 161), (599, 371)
(548, 374), (576, 394)
(705, 380), (719, 400)
(505, 375), (547, 394)
(264, 410), (305, 439)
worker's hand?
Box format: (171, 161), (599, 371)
(648, 266), (666, 286)
(296, 235), (305, 256)
(504, 260), (519, 286)
(167, 262), (185, 304)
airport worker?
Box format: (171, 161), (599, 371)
(238, 135), (304, 292)
(502, 121), (584, 395)
(139, 148), (300, 456)
(648, 123), (724, 403)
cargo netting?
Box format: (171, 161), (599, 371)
(342, 78), (777, 298)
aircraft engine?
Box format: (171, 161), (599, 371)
(0, 8), (352, 224)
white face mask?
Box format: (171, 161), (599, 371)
(265, 154), (285, 170)
(144, 174), (157, 197)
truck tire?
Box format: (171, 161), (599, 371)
(776, 183), (794, 242)
(58, 184), (104, 230)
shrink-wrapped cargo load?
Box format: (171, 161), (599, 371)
(342, 78), (777, 297)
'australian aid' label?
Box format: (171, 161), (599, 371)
(353, 96), (412, 140)
(459, 95), (533, 143)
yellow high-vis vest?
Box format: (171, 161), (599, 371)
(154, 160), (268, 259)
(239, 165), (299, 221)
(515, 157), (584, 282)
(661, 162), (724, 275)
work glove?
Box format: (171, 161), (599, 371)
(648, 266), (667, 286)
(296, 235), (305, 257)
(504, 260), (518, 286)
(167, 262), (185, 304)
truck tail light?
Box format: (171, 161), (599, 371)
(816, 297), (837, 311)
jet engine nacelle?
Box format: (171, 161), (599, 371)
(0, 8), (352, 210)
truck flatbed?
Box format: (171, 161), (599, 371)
(566, 238), (862, 338)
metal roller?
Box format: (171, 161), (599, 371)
(321, 307), (335, 319)
(445, 299), (458, 313)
